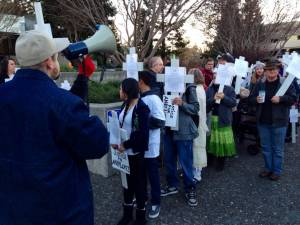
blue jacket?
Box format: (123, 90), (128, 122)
(0, 69), (109, 225)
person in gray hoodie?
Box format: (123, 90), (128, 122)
(160, 83), (199, 207)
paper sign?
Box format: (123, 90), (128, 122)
(164, 67), (186, 93)
(108, 111), (121, 145)
(234, 56), (249, 78)
(163, 95), (179, 127)
(275, 53), (300, 96)
(215, 64), (233, 86)
(122, 47), (143, 80)
(290, 108), (299, 123)
(286, 54), (300, 79)
(111, 149), (130, 174)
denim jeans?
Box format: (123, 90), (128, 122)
(145, 157), (161, 205)
(163, 133), (195, 191)
(257, 124), (287, 175)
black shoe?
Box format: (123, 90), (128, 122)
(185, 189), (198, 207)
(132, 208), (147, 225)
(160, 185), (178, 197)
(117, 204), (133, 225)
(259, 171), (272, 178)
(269, 174), (280, 181)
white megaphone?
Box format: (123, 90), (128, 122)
(63, 24), (117, 60)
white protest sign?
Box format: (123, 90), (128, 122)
(281, 52), (291, 77)
(164, 66), (186, 93)
(215, 63), (234, 104)
(34, 2), (52, 38)
(290, 106), (298, 144)
(33, 2), (70, 50)
(276, 53), (300, 96)
(234, 56), (249, 94)
(111, 150), (130, 174)
(108, 111), (121, 145)
(290, 108), (299, 123)
(163, 94), (179, 128)
(122, 47), (143, 80)
(157, 57), (194, 129)
(107, 110), (130, 188)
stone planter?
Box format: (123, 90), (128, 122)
(87, 102), (122, 177)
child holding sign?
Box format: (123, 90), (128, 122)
(113, 78), (150, 225)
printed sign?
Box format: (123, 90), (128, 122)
(163, 95), (179, 128)
(111, 149), (130, 174)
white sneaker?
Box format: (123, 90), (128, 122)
(193, 168), (202, 182)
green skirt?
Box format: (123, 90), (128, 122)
(207, 116), (236, 157)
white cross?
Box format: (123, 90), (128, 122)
(156, 57), (194, 129)
(215, 63), (235, 104)
(122, 47), (143, 80)
(156, 58), (194, 94)
(276, 52), (300, 96)
(34, 2), (53, 38)
(282, 52), (291, 76)
(234, 56), (249, 95)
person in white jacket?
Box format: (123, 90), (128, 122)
(188, 68), (208, 182)
(138, 71), (165, 219)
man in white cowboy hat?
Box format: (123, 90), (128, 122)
(0, 30), (109, 225)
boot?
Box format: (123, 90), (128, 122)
(132, 208), (147, 225)
(215, 157), (225, 171)
(116, 204), (133, 225)
(207, 153), (215, 167)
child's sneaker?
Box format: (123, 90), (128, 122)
(160, 185), (178, 197)
(148, 205), (160, 219)
(185, 188), (198, 207)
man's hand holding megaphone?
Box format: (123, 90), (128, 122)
(70, 55), (96, 78)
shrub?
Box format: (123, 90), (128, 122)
(88, 80), (121, 103)
(60, 64), (77, 72)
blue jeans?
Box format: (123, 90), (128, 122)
(163, 133), (195, 191)
(257, 124), (287, 175)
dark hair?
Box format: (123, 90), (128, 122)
(121, 78), (139, 102)
(204, 57), (214, 65)
(120, 78), (139, 127)
(138, 71), (152, 86)
(220, 53), (235, 63)
(0, 57), (10, 77)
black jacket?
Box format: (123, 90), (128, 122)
(122, 99), (150, 154)
(249, 76), (297, 127)
(206, 84), (237, 127)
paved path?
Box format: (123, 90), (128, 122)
(92, 138), (300, 225)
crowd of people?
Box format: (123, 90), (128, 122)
(0, 30), (299, 225)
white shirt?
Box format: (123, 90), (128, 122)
(119, 106), (137, 156)
(142, 94), (165, 158)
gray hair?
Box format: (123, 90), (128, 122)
(147, 56), (163, 69)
